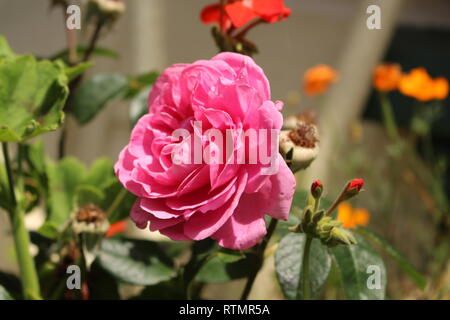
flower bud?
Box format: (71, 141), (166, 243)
(72, 203), (109, 235)
(88, 0), (125, 23)
(311, 180), (323, 199)
(328, 227), (357, 246)
(341, 178), (364, 201)
(283, 109), (317, 130)
(279, 121), (319, 173)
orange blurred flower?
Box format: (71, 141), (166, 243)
(337, 202), (370, 229)
(303, 64), (338, 96)
(399, 67), (448, 101)
(373, 63), (402, 92)
(434, 77), (449, 100)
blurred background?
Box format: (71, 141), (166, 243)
(1, 0), (449, 299)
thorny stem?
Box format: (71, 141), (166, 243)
(240, 218), (278, 300)
(2, 143), (41, 300)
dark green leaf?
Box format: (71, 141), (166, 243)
(71, 72), (128, 125)
(331, 233), (386, 300)
(102, 178), (135, 224)
(124, 71), (158, 99)
(129, 85), (151, 127)
(0, 55), (68, 142)
(98, 238), (176, 286)
(195, 252), (257, 283)
(88, 262), (121, 300)
(356, 227), (426, 289)
(0, 284), (13, 300)
(275, 233), (331, 299)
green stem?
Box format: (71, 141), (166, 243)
(240, 218), (278, 300)
(378, 91), (400, 141)
(300, 236), (313, 300)
(2, 143), (41, 300)
(106, 188), (127, 217)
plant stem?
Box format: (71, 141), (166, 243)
(58, 20), (105, 159)
(240, 218), (278, 300)
(2, 143), (41, 300)
(378, 91), (400, 141)
(300, 236), (313, 300)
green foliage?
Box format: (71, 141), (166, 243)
(64, 62), (94, 81)
(0, 35), (15, 59)
(0, 285), (13, 300)
(98, 238), (176, 286)
(46, 157), (87, 226)
(356, 227), (426, 289)
(124, 71), (159, 99)
(331, 233), (386, 300)
(129, 85), (151, 127)
(71, 72), (129, 125)
(275, 233), (331, 299)
(195, 251), (255, 283)
(0, 54), (69, 142)
(45, 156), (135, 227)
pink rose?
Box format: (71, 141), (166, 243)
(115, 52), (296, 250)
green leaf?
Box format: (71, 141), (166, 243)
(275, 233), (331, 299)
(331, 233), (387, 300)
(37, 221), (60, 239)
(84, 157), (114, 189)
(101, 178), (135, 224)
(74, 184), (105, 207)
(195, 253), (257, 283)
(46, 157), (87, 226)
(0, 35), (15, 59)
(0, 55), (68, 142)
(217, 250), (245, 263)
(129, 85), (151, 127)
(88, 262), (121, 300)
(71, 72), (128, 125)
(64, 62), (94, 81)
(98, 238), (176, 286)
(356, 227), (426, 289)
(0, 284), (13, 300)
(124, 71), (159, 99)
(49, 46), (120, 62)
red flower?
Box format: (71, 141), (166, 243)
(347, 178), (364, 192)
(311, 180), (323, 199)
(105, 220), (127, 238)
(200, 0), (291, 30)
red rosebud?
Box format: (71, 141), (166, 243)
(105, 220), (127, 238)
(311, 180), (323, 199)
(347, 178), (364, 192)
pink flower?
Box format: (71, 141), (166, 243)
(115, 52), (296, 250)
